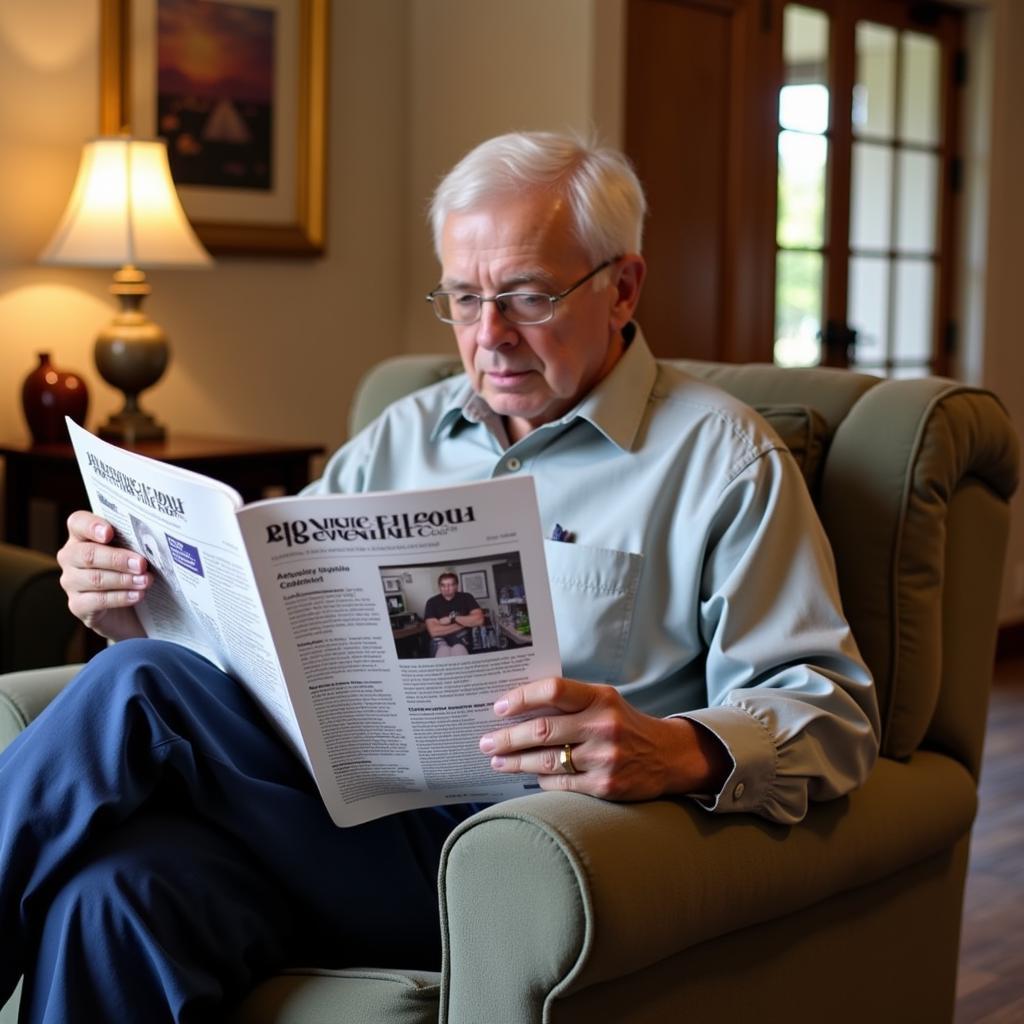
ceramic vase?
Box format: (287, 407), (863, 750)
(21, 352), (89, 444)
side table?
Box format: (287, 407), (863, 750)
(1, 435), (326, 553)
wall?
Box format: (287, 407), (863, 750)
(955, 0), (1024, 622)
(403, 0), (626, 355)
(0, 0), (411, 469)
(980, 0), (1024, 622)
(0, 0), (106, 448)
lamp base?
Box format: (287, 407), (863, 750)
(98, 408), (166, 445)
(94, 266), (170, 446)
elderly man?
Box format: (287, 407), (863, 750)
(0, 131), (878, 1022)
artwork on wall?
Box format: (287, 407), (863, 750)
(100, 0), (328, 255)
(459, 570), (489, 600)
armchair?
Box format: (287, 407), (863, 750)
(0, 542), (78, 675)
(0, 356), (1018, 1024)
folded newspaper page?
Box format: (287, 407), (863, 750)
(67, 420), (562, 826)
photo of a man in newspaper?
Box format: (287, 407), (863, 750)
(424, 571), (482, 657)
(4, 131), (877, 1020)
(382, 554), (531, 660)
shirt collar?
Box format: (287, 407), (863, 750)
(567, 324), (657, 451)
(430, 323), (658, 452)
(430, 379), (494, 442)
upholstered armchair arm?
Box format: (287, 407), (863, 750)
(0, 542), (79, 673)
(438, 752), (976, 1024)
(0, 664), (82, 751)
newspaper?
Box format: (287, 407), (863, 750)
(67, 420), (561, 827)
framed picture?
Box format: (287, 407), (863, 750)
(460, 570), (489, 600)
(382, 576), (402, 594)
(100, 0), (329, 255)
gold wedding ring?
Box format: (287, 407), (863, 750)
(559, 743), (578, 775)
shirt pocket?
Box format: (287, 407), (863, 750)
(543, 540), (644, 684)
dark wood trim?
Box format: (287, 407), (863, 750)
(995, 620), (1024, 664)
(826, 1), (856, 365)
(933, 6), (963, 378)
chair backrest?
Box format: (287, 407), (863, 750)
(350, 355), (1020, 776)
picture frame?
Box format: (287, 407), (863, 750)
(100, 0), (329, 255)
(382, 576), (402, 594)
(460, 570), (489, 600)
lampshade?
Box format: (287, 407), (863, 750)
(36, 136), (212, 445)
(40, 136), (211, 268)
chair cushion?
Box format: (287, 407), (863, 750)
(0, 664), (83, 751)
(232, 967), (440, 1024)
(754, 404), (829, 498)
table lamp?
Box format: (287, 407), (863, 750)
(40, 136), (212, 443)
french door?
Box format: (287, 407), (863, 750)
(775, 0), (963, 374)
(626, 0), (964, 375)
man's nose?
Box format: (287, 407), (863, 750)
(475, 300), (518, 350)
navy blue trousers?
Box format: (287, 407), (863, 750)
(0, 639), (479, 1023)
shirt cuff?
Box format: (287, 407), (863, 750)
(671, 705), (778, 815)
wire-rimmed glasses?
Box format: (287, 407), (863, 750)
(425, 259), (616, 326)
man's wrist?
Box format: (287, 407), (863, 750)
(661, 717), (732, 796)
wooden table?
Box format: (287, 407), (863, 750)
(1, 434), (326, 553)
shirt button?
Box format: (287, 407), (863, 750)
(733, 782), (746, 801)
(505, 457), (522, 472)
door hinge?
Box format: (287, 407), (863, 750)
(945, 320), (958, 356)
(955, 48), (968, 87)
(950, 155), (963, 194)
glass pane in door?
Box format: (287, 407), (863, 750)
(783, 5), (829, 96)
(896, 149), (939, 253)
(850, 141), (893, 249)
(775, 250), (824, 367)
(854, 22), (896, 137)
(900, 32), (941, 145)
(777, 131), (828, 248)
(848, 256), (889, 365)
(893, 260), (934, 364)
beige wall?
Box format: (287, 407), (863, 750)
(0, 0), (1021, 621)
(955, 0), (1024, 622)
(981, 0), (1024, 622)
(0, 0), (410, 464)
(402, 0), (625, 355)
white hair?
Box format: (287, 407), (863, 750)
(429, 131), (647, 262)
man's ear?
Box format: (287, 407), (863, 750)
(609, 254), (646, 331)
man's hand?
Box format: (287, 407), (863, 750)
(479, 677), (732, 801)
(57, 512), (151, 641)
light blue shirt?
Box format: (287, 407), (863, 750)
(307, 328), (879, 824)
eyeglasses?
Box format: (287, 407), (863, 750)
(425, 259), (615, 326)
